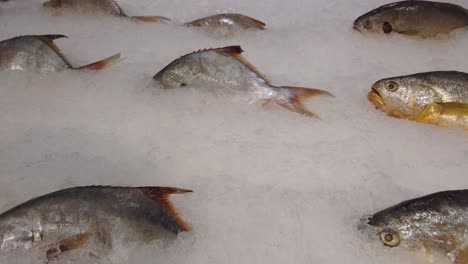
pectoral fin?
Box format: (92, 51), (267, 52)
(46, 233), (90, 261)
(414, 102), (468, 129)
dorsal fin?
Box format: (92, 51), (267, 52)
(137, 187), (192, 232)
(238, 14), (266, 29)
(35, 34), (73, 68)
(206, 46), (271, 83)
(109, 0), (126, 16)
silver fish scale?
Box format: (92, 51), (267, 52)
(0, 36), (68, 73)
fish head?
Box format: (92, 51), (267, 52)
(366, 204), (428, 251)
(153, 57), (195, 89)
(0, 223), (36, 250)
(368, 76), (439, 119)
(365, 195), (463, 257)
(353, 8), (398, 34)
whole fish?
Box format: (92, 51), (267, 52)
(153, 46), (332, 117)
(368, 71), (468, 129)
(43, 0), (170, 22)
(353, 1), (468, 38)
(0, 186), (191, 261)
(0, 35), (120, 73)
(365, 190), (468, 264)
(184, 13), (265, 36)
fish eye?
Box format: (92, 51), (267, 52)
(386, 81), (399, 92)
(180, 83), (187, 87)
(379, 230), (400, 247)
(383, 22), (393, 34)
(363, 20), (372, 29)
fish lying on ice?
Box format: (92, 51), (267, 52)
(184, 13), (265, 36)
(153, 46), (332, 117)
(365, 190), (468, 264)
(353, 0), (468, 38)
(0, 186), (191, 262)
(368, 71), (468, 129)
(0, 35), (120, 73)
(43, 0), (170, 22)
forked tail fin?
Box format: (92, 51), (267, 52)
(138, 187), (192, 233)
(131, 16), (171, 23)
(276, 86), (333, 118)
(77, 53), (121, 71)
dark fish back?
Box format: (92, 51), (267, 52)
(369, 190), (468, 226)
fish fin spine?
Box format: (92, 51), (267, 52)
(130, 16), (171, 23)
(211, 46), (273, 83)
(137, 187), (192, 232)
(276, 86), (333, 118)
(77, 53), (121, 71)
(35, 34), (73, 68)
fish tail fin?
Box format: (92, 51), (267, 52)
(130, 16), (171, 23)
(138, 187), (192, 233)
(77, 53), (121, 71)
(276, 86), (333, 118)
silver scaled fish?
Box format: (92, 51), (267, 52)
(368, 71), (468, 129)
(366, 190), (468, 264)
(0, 34), (120, 73)
(353, 1), (468, 38)
(153, 46), (332, 117)
(43, 0), (170, 22)
(184, 13), (265, 36)
(0, 186), (191, 261)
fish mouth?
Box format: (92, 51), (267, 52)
(368, 85), (384, 110)
(353, 26), (361, 32)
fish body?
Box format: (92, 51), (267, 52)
(184, 13), (265, 35)
(366, 190), (468, 264)
(0, 35), (119, 73)
(368, 71), (468, 129)
(153, 46), (332, 117)
(353, 1), (468, 38)
(43, 0), (170, 22)
(0, 186), (191, 261)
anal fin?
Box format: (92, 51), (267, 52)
(46, 233), (90, 261)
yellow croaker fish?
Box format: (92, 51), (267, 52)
(0, 35), (120, 73)
(353, 0), (468, 38)
(364, 190), (468, 264)
(153, 46), (332, 117)
(368, 71), (468, 129)
(0, 186), (191, 262)
(184, 13), (265, 36)
(43, 0), (170, 22)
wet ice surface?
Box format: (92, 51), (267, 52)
(0, 0), (467, 263)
